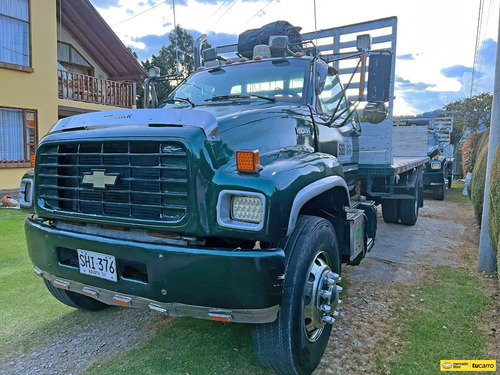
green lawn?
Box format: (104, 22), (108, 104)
(387, 267), (491, 375)
(0, 209), (115, 361)
(83, 318), (272, 375)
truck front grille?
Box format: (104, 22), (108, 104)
(37, 141), (189, 222)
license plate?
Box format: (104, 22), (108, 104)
(77, 249), (117, 282)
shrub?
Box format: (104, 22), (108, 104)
(488, 144), (500, 265)
(469, 130), (490, 224)
(462, 133), (482, 175)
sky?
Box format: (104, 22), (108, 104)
(89, 0), (500, 116)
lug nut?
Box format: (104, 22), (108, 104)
(320, 304), (331, 313)
(332, 311), (339, 317)
(328, 272), (340, 280)
(320, 290), (332, 299)
(338, 299), (343, 305)
(325, 277), (335, 285)
(322, 315), (335, 324)
(337, 285), (343, 292)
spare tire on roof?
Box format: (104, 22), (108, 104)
(237, 20), (302, 58)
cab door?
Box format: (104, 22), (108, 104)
(311, 61), (359, 172)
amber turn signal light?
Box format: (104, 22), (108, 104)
(236, 150), (260, 172)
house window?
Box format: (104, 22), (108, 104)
(0, 0), (30, 67)
(0, 107), (37, 168)
(58, 42), (93, 76)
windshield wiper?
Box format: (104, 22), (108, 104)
(205, 94), (276, 103)
(164, 97), (195, 108)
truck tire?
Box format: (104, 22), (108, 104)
(432, 184), (445, 200)
(43, 278), (108, 311)
(251, 216), (341, 375)
(400, 188), (419, 225)
(381, 199), (399, 223)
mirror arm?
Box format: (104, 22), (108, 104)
(327, 58), (362, 125)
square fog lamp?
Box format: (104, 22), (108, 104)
(231, 196), (263, 223)
(431, 162), (441, 169)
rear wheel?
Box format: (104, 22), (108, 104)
(252, 216), (341, 375)
(381, 199), (399, 223)
(400, 187), (419, 225)
(44, 279), (108, 311)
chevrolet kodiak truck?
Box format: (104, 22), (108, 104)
(20, 17), (428, 374)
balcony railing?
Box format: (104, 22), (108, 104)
(58, 70), (136, 108)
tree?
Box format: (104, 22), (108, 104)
(444, 92), (493, 142)
(140, 25), (196, 107)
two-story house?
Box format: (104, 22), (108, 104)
(0, 0), (146, 189)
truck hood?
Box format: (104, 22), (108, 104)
(49, 107), (220, 141)
(49, 102), (303, 142)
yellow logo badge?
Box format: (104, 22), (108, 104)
(441, 360), (496, 371)
(82, 170), (119, 189)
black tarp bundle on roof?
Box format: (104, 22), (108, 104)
(237, 21), (302, 58)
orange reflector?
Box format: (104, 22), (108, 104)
(293, 52), (304, 57)
(236, 150), (260, 172)
(33, 267), (43, 277)
(149, 231), (181, 240)
(434, 155), (439, 160)
(113, 295), (132, 307)
(30, 154), (36, 167)
(53, 280), (69, 290)
(209, 313), (232, 322)
(101, 225), (127, 231)
(82, 287), (99, 299)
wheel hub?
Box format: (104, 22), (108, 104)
(303, 251), (341, 343)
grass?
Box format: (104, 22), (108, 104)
(445, 182), (473, 207)
(0, 209), (115, 361)
(83, 318), (272, 375)
(388, 267), (491, 375)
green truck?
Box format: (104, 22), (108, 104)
(20, 17), (427, 374)
(392, 118), (454, 201)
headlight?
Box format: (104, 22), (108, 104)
(216, 190), (265, 231)
(19, 177), (34, 209)
(231, 196), (263, 223)
(431, 162), (441, 169)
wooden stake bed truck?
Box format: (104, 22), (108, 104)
(20, 17), (427, 374)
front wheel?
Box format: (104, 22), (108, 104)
(252, 216), (341, 375)
(44, 278), (109, 311)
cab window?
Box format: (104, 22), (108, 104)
(318, 72), (348, 116)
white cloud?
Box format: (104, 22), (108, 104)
(90, 0), (499, 114)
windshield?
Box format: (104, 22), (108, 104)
(159, 59), (310, 106)
(428, 132), (438, 146)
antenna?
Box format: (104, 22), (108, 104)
(172, 0), (181, 77)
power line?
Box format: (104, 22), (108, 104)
(213, 0), (241, 26)
(471, 0), (485, 96)
(113, 0), (169, 26)
(218, 0), (275, 45)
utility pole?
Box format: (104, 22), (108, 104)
(478, 6), (500, 272)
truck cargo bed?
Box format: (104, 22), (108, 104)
(356, 156), (429, 176)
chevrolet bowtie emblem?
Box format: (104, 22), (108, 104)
(82, 170), (119, 189)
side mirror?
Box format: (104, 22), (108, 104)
(367, 54), (392, 103)
(363, 102), (388, 124)
(449, 131), (458, 145)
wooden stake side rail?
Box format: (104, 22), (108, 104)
(58, 70), (134, 108)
